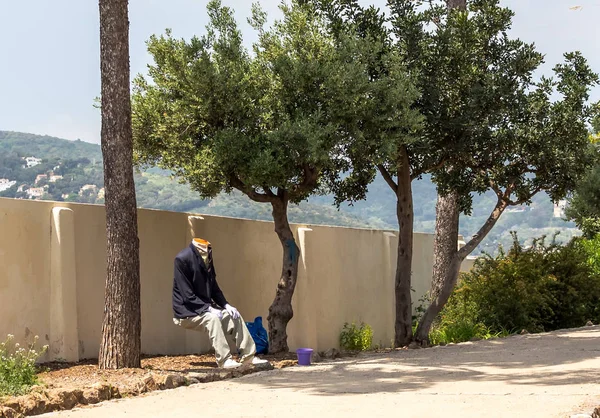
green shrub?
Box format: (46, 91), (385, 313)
(580, 234), (600, 276)
(340, 322), (373, 351)
(439, 233), (600, 335)
(429, 320), (511, 345)
(0, 334), (48, 397)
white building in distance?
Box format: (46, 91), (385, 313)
(23, 157), (42, 168)
(0, 179), (16, 192)
(554, 200), (568, 218)
(79, 184), (98, 196)
(35, 174), (48, 184)
(26, 187), (45, 199)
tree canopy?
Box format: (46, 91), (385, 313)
(132, 0), (417, 206)
(566, 146), (600, 239)
(131, 0), (419, 351)
(310, 0), (598, 345)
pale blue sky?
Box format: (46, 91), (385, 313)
(0, 0), (598, 144)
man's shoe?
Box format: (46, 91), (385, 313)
(242, 356), (270, 366)
(222, 359), (242, 369)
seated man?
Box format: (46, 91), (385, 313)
(172, 238), (269, 369)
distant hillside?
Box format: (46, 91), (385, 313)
(0, 131), (389, 230)
(0, 131), (102, 162)
(0, 130), (580, 253)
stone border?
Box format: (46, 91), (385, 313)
(0, 364), (274, 418)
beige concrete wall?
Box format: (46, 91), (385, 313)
(0, 197), (474, 360)
(0, 199), (53, 361)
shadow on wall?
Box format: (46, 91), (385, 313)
(0, 198), (478, 360)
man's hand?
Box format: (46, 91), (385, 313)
(208, 306), (223, 319)
(225, 304), (240, 319)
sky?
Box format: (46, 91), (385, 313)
(0, 0), (599, 145)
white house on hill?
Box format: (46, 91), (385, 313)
(0, 179), (16, 192)
(23, 157), (42, 168)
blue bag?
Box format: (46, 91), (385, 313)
(245, 316), (269, 355)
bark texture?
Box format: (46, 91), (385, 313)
(267, 198), (300, 353)
(414, 191), (461, 345)
(394, 147), (414, 347)
(98, 0), (141, 369)
(413, 0), (469, 346)
(447, 0), (467, 10)
(415, 192), (508, 344)
(412, 0), (469, 346)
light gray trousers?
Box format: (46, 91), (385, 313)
(174, 311), (256, 367)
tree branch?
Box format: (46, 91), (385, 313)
(296, 165), (319, 195)
(490, 183), (504, 199)
(230, 176), (276, 203)
(506, 185), (542, 206)
(263, 186), (276, 199)
(412, 156), (448, 180)
(458, 197), (508, 259)
(277, 187), (289, 201)
(377, 164), (398, 193)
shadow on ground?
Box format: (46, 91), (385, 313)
(235, 327), (600, 396)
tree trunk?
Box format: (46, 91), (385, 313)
(414, 191), (460, 345)
(394, 147), (414, 347)
(411, 0), (470, 346)
(446, 0), (466, 10)
(98, 0), (141, 369)
(415, 192), (508, 344)
(267, 197), (300, 353)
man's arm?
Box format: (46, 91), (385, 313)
(210, 268), (229, 308)
(174, 258), (210, 314)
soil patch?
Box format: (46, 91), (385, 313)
(38, 352), (297, 392)
(0, 353), (297, 417)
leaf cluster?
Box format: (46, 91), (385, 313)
(132, 0), (418, 205)
(443, 233), (600, 333)
(566, 147), (600, 238)
(313, 0), (598, 214)
(339, 322), (373, 351)
(0, 334), (48, 397)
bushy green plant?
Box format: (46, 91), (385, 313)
(439, 233), (600, 335)
(0, 334), (48, 397)
(339, 322), (373, 351)
(429, 320), (511, 345)
(580, 234), (600, 276)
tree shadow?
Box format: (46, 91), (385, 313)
(235, 327), (600, 396)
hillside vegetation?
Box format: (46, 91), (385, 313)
(0, 131), (578, 253)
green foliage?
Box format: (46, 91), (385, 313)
(339, 322), (373, 351)
(309, 0), (595, 254)
(441, 234), (600, 334)
(132, 0), (418, 205)
(566, 161), (600, 239)
(580, 234), (600, 276)
(0, 334), (48, 397)
(429, 321), (511, 346)
(0, 131), (102, 162)
(416, 287), (511, 345)
(0, 131), (582, 251)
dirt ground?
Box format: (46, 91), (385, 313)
(39, 326), (600, 418)
(37, 352), (298, 393)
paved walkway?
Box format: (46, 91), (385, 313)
(43, 327), (600, 418)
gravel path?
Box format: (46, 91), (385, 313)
(41, 326), (600, 418)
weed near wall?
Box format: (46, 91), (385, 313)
(0, 334), (48, 397)
(340, 322), (373, 351)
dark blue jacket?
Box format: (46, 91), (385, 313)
(172, 244), (228, 319)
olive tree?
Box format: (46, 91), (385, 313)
(131, 0), (418, 352)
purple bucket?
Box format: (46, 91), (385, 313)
(296, 348), (313, 366)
